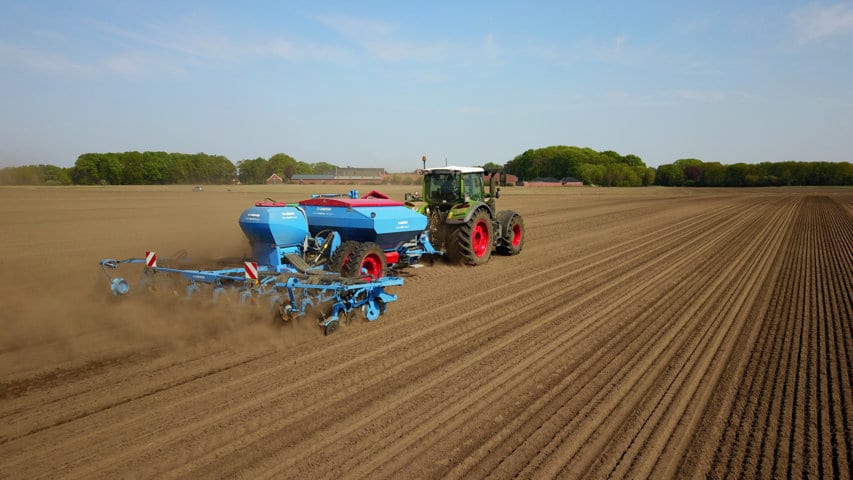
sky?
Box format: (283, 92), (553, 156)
(1, 1), (852, 170)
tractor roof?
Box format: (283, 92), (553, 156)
(422, 166), (484, 174)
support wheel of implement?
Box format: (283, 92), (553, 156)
(324, 319), (339, 336)
(496, 210), (525, 255)
(327, 241), (360, 275)
(452, 208), (493, 266)
(362, 298), (386, 321)
(342, 242), (386, 280)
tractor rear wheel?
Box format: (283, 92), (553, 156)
(496, 210), (524, 255)
(327, 241), (360, 275)
(342, 242), (386, 280)
(450, 208), (493, 266)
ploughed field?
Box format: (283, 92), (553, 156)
(0, 185), (851, 479)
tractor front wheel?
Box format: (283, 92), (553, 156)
(451, 208), (493, 266)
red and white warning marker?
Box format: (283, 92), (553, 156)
(244, 261), (258, 281)
(145, 251), (157, 268)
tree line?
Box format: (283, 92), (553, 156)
(0, 152), (342, 185)
(235, 153), (338, 185)
(1, 147), (850, 186)
(0, 164), (73, 185)
(655, 158), (852, 186)
(504, 146), (657, 186)
(69, 152), (236, 185)
(501, 146), (851, 187)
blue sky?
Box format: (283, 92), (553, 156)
(1, 1), (852, 170)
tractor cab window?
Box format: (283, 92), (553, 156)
(426, 172), (460, 203)
(463, 173), (484, 202)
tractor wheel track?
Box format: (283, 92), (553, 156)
(686, 195), (853, 479)
(155, 194), (784, 476)
(71, 195), (751, 478)
(486, 196), (796, 479)
(440, 197), (792, 474)
(2, 193), (746, 477)
(246, 196), (783, 480)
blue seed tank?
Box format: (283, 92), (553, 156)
(239, 202), (309, 269)
(298, 197), (428, 251)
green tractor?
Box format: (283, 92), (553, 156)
(406, 166), (524, 265)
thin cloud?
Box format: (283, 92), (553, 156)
(670, 12), (719, 35)
(482, 33), (500, 59)
(92, 18), (347, 64)
(318, 15), (397, 39)
(102, 51), (187, 77)
(675, 89), (728, 103)
(518, 34), (640, 67)
(0, 42), (93, 75)
(0, 40), (188, 78)
(790, 3), (853, 44)
(457, 105), (491, 115)
(317, 14), (451, 62)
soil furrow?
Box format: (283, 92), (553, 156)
(703, 195), (853, 479)
(551, 197), (794, 479)
(493, 198), (783, 478)
(203, 194), (748, 476)
(2, 187), (851, 479)
(90, 197), (748, 478)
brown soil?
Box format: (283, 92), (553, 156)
(0, 185), (850, 479)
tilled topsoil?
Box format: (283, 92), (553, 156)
(0, 185), (850, 479)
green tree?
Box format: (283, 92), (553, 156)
(237, 157), (268, 184)
(120, 151), (144, 184)
(70, 154), (101, 184)
(642, 167), (656, 186)
(311, 162), (338, 174)
(506, 145), (646, 184)
(268, 153), (296, 179)
(42, 165), (71, 185)
(481, 161), (503, 173)
(141, 151), (171, 184)
(655, 164), (686, 186)
(700, 162), (726, 186)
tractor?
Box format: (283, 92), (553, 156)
(406, 166), (524, 265)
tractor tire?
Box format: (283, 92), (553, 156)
(327, 241), (360, 275)
(342, 242), (386, 280)
(450, 208), (493, 266)
(496, 210), (524, 255)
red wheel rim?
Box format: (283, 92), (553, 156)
(472, 220), (490, 257)
(361, 253), (383, 279)
(511, 223), (522, 247)
(340, 254), (352, 273)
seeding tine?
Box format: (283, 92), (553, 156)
(110, 278), (129, 296)
(212, 286), (226, 303)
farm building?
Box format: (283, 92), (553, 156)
(265, 173), (284, 184)
(484, 173), (519, 186)
(523, 177), (564, 187)
(291, 174), (335, 184)
(334, 167), (385, 180)
(519, 176), (583, 187)
(293, 167), (387, 185)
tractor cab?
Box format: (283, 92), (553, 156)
(422, 166), (491, 208)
